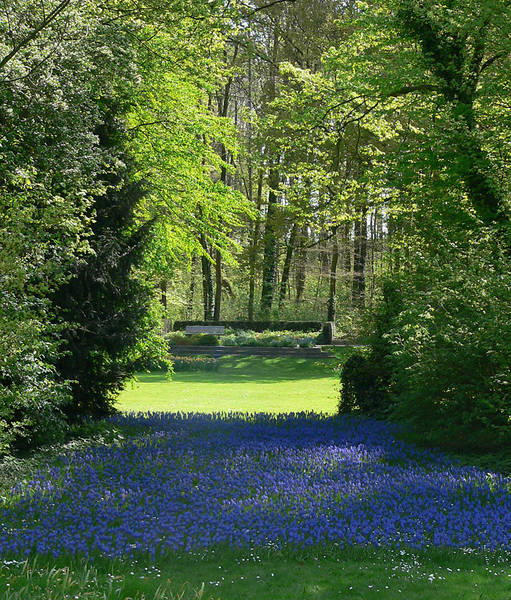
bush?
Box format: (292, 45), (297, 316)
(298, 336), (317, 348)
(190, 334), (219, 346)
(268, 335), (296, 347)
(0, 297), (71, 454)
(0, 361), (70, 454)
(338, 281), (398, 417)
(165, 333), (192, 347)
(234, 334), (259, 346)
(339, 353), (388, 414)
(221, 334), (237, 346)
(169, 356), (218, 372)
(388, 237), (511, 452)
(218, 330), (318, 347)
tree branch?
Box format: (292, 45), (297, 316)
(386, 83), (441, 98)
(246, 0), (298, 13)
(0, 0), (73, 71)
(479, 51), (508, 74)
(128, 120), (172, 131)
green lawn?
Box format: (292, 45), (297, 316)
(7, 350), (510, 600)
(4, 546), (510, 600)
(116, 355), (346, 414)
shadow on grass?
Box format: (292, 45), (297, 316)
(136, 356), (341, 385)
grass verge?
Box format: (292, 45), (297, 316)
(2, 546), (510, 600)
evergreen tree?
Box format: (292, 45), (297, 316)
(52, 108), (156, 420)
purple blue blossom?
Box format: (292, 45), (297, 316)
(1, 413), (510, 558)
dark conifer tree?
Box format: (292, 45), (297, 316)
(52, 107), (155, 420)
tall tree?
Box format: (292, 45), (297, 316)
(0, 0), (144, 449)
(52, 108), (156, 420)
(327, 227), (339, 321)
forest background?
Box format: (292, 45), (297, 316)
(1, 0), (509, 456)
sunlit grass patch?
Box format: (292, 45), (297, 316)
(116, 355), (347, 414)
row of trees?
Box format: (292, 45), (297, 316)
(0, 0), (249, 452)
(166, 0), (511, 449)
(331, 0), (510, 449)
(1, 0), (509, 452)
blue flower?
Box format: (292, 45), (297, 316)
(1, 412), (509, 558)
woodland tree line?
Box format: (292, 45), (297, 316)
(0, 0), (510, 454)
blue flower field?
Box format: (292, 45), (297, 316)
(2, 413), (510, 559)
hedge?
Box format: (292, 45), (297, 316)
(172, 320), (322, 333)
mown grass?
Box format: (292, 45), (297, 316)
(2, 546), (510, 599)
(116, 354), (355, 415)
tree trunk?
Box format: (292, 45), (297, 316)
(160, 280), (167, 311)
(212, 44), (239, 321)
(399, 10), (508, 233)
(260, 30), (281, 315)
(352, 207), (367, 307)
(295, 226), (308, 303)
(200, 234), (214, 320)
(327, 228), (339, 321)
(341, 221), (352, 298)
(278, 222), (298, 310)
(213, 154), (227, 321)
(248, 167), (263, 321)
(187, 255), (197, 318)
(213, 248), (222, 321)
(260, 167), (279, 314)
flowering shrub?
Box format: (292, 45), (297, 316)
(165, 334), (218, 347)
(170, 356), (218, 372)
(221, 330), (320, 347)
(297, 336), (317, 348)
(0, 413), (510, 560)
(221, 332), (260, 346)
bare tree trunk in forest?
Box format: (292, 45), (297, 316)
(260, 167), (279, 314)
(352, 206), (367, 307)
(341, 221), (352, 299)
(246, 54), (258, 322)
(295, 226), (308, 303)
(200, 234), (214, 320)
(187, 255), (197, 318)
(160, 280), (167, 311)
(327, 227), (339, 321)
(212, 44), (239, 322)
(278, 222), (297, 310)
(321, 236), (330, 273)
(248, 168), (263, 321)
(213, 159), (226, 321)
(387, 212), (402, 274)
(213, 248), (222, 321)
(394, 218), (402, 273)
(369, 210), (375, 302)
(260, 30), (280, 316)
